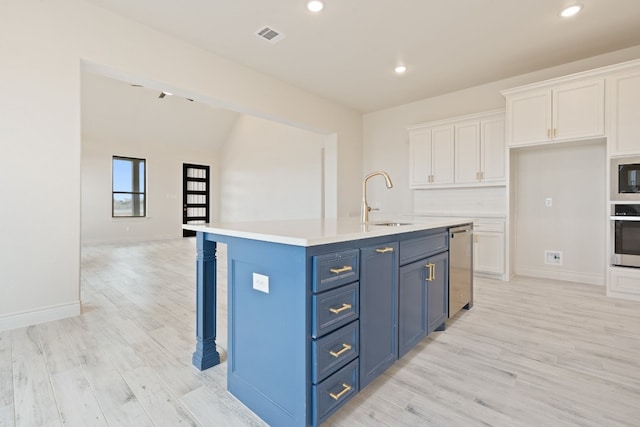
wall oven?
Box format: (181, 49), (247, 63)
(611, 156), (640, 201)
(611, 204), (640, 268)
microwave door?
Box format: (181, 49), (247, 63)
(619, 164), (640, 193)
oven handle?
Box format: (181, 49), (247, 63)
(610, 216), (640, 221)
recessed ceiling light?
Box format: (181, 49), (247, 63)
(394, 65), (407, 74)
(560, 4), (582, 17)
(306, 0), (324, 12)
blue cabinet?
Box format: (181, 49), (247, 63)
(359, 241), (399, 389)
(427, 251), (448, 334)
(398, 259), (428, 357)
(398, 232), (449, 358)
(311, 249), (360, 425)
(191, 224), (468, 426)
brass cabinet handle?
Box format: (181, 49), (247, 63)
(425, 263), (435, 281)
(376, 247), (394, 254)
(329, 303), (352, 314)
(329, 383), (352, 401)
(547, 128), (551, 139)
(329, 265), (353, 274)
(329, 343), (352, 358)
(554, 128), (557, 137)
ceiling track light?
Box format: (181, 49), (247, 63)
(560, 4), (582, 18)
(306, 0), (324, 13)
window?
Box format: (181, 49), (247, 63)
(112, 156), (146, 217)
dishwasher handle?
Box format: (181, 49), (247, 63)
(450, 225), (472, 237)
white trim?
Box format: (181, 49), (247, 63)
(515, 266), (605, 286)
(0, 301), (81, 332)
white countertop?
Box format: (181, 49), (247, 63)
(183, 217), (473, 247)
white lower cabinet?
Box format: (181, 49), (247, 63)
(473, 219), (505, 279)
(608, 266), (640, 301)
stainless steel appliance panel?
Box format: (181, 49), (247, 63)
(449, 225), (473, 318)
(611, 204), (640, 268)
(611, 156), (640, 201)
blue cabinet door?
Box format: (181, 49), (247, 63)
(359, 241), (399, 389)
(427, 251), (449, 334)
(398, 259), (427, 358)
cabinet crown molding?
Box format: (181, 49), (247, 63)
(406, 109), (505, 131)
(501, 58), (640, 97)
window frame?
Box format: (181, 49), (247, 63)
(112, 155), (147, 218)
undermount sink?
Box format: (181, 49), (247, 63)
(372, 221), (412, 227)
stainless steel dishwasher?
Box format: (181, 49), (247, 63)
(449, 224), (473, 318)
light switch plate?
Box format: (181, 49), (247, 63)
(253, 273), (269, 293)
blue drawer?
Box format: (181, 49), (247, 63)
(312, 320), (359, 384)
(313, 249), (359, 293)
(312, 358), (359, 426)
(312, 282), (359, 338)
(399, 232), (448, 265)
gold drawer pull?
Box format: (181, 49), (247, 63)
(329, 303), (352, 314)
(329, 383), (352, 401)
(329, 265), (353, 274)
(425, 263), (435, 281)
(329, 343), (352, 358)
(376, 247), (394, 253)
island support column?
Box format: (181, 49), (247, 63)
(192, 232), (221, 370)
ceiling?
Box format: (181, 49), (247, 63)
(82, 0), (640, 113)
(81, 72), (239, 150)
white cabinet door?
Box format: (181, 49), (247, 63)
(454, 121), (480, 184)
(431, 125), (454, 185)
(607, 70), (640, 156)
(507, 88), (551, 146)
(480, 116), (506, 183)
(474, 231), (505, 275)
(553, 79), (605, 141)
(408, 128), (432, 188)
(506, 79), (604, 147)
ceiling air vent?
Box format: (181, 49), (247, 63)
(255, 26), (286, 44)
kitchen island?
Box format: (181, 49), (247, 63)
(183, 217), (473, 426)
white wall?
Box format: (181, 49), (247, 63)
(513, 141), (606, 284)
(363, 45), (640, 217)
(219, 115), (326, 222)
(0, 0), (362, 331)
(81, 137), (219, 243)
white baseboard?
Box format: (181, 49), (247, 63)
(515, 265), (605, 286)
(0, 301), (81, 332)
(81, 234), (180, 245)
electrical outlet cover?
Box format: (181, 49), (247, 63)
(253, 273), (269, 293)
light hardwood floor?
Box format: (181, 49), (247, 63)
(1, 238), (639, 426)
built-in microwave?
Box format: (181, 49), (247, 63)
(611, 204), (640, 268)
(611, 156), (640, 201)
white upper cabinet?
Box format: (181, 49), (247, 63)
(408, 110), (505, 189)
(506, 88), (551, 146)
(505, 78), (605, 147)
(408, 125), (454, 188)
(430, 125), (455, 185)
(607, 68), (640, 156)
(480, 116), (506, 183)
(454, 121), (481, 184)
(408, 128), (432, 187)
